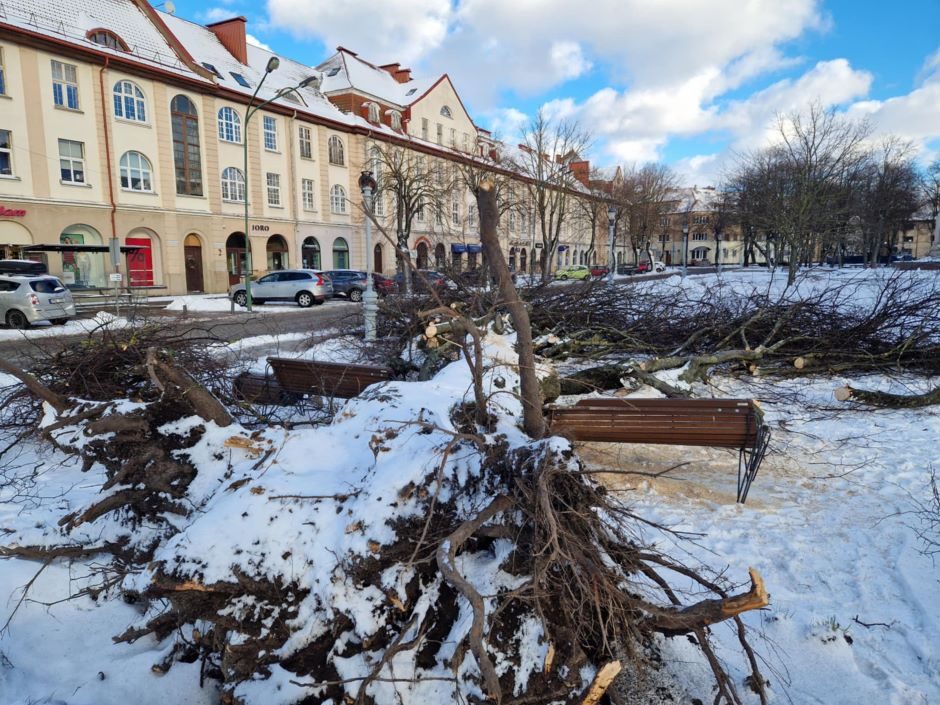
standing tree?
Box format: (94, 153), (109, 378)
(922, 159), (940, 257)
(369, 143), (455, 293)
(511, 110), (591, 282)
(613, 164), (678, 266)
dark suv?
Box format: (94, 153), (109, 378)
(326, 270), (396, 301)
(0, 259), (48, 276)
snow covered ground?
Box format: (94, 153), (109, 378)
(0, 311), (130, 341)
(1, 269), (938, 704)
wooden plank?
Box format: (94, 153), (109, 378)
(267, 357), (393, 398)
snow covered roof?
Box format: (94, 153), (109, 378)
(669, 185), (722, 212)
(159, 12), (354, 125)
(317, 48), (437, 108)
(0, 0), (202, 79)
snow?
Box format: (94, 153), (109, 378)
(0, 311), (130, 340)
(2, 269), (939, 705)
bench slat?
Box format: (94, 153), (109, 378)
(267, 357), (393, 398)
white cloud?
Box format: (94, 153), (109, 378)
(266, 0), (451, 64)
(549, 41), (592, 82)
(246, 33), (272, 51)
(200, 7), (235, 23)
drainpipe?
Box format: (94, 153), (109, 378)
(98, 57), (122, 311)
(288, 111), (300, 264)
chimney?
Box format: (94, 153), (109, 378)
(207, 16), (248, 65)
(570, 160), (590, 187)
(393, 68), (411, 84)
(379, 63), (400, 74)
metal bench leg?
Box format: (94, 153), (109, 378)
(737, 425), (771, 503)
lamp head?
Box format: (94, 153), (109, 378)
(359, 170), (377, 192)
(265, 56), (280, 74)
(607, 205), (616, 224)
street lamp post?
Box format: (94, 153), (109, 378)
(681, 225), (689, 278)
(606, 205), (616, 284)
(358, 171), (378, 341)
(241, 57), (318, 311)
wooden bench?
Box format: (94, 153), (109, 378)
(547, 398), (770, 503)
(267, 357), (393, 399)
(233, 371), (289, 405)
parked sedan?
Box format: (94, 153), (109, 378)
(0, 275), (75, 328)
(636, 260), (667, 273)
(229, 269), (333, 308)
(393, 270), (447, 293)
(590, 265), (610, 278)
(555, 264), (591, 280)
(326, 270), (397, 300)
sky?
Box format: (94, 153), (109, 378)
(168, 0), (940, 185)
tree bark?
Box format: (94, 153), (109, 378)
(0, 358), (68, 414)
(477, 179), (546, 438)
(834, 384), (940, 408)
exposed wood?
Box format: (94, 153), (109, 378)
(647, 568), (769, 632)
(580, 660), (622, 705)
(148, 348), (233, 427)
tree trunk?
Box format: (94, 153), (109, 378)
(477, 180), (546, 438)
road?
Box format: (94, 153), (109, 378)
(0, 300), (361, 367)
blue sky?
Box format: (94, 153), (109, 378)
(168, 0), (940, 183)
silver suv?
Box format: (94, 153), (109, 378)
(0, 275), (76, 328)
(229, 270), (333, 308)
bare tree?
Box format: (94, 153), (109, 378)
(369, 142), (455, 293)
(922, 159), (940, 256)
(612, 164), (679, 266)
(511, 110), (591, 282)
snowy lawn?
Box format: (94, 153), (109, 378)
(0, 311), (130, 341)
(163, 294), (357, 314)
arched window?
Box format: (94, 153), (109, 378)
(328, 135), (345, 165)
(332, 237), (350, 269)
(217, 107), (241, 143)
(390, 111), (402, 130)
(435, 243), (446, 268)
(366, 102), (379, 123)
(520, 248), (527, 272)
(440, 105), (452, 119)
(221, 167), (245, 202)
(171, 95), (202, 196)
(302, 237), (321, 269)
(87, 29), (128, 51)
(113, 80), (146, 122)
(330, 185), (347, 213)
(119, 151), (153, 192)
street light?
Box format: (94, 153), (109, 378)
(681, 225), (689, 278)
(241, 58), (319, 311)
(606, 204), (616, 284)
(358, 170), (378, 341)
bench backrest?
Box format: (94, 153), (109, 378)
(267, 357), (392, 398)
(548, 398), (761, 449)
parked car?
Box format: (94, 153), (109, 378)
(0, 259), (48, 276)
(229, 269), (333, 308)
(326, 270), (397, 301)
(590, 265), (609, 278)
(636, 260), (667, 273)
(393, 270), (447, 293)
(0, 275), (75, 328)
(616, 263), (637, 275)
(555, 264), (591, 281)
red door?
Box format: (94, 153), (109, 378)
(126, 237), (154, 287)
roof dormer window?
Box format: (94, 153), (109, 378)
(327, 67), (341, 77)
(440, 105), (452, 119)
(87, 29), (128, 51)
(365, 102), (379, 123)
(201, 62), (222, 78)
(390, 111), (402, 131)
(230, 72), (251, 88)
(406, 88), (418, 96)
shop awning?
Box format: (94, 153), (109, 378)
(22, 244), (144, 253)
(451, 243), (468, 253)
(466, 244), (483, 254)
(557, 245), (568, 252)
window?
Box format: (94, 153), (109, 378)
(266, 172), (281, 206)
(171, 95), (202, 196)
(390, 111), (402, 130)
(450, 128), (456, 147)
(436, 123), (443, 144)
(328, 135), (344, 165)
(298, 126), (312, 159)
(0, 129), (12, 175)
(421, 118), (429, 140)
(367, 102), (379, 122)
(112, 80), (146, 122)
(51, 60), (79, 110)
(462, 133), (469, 152)
(221, 166), (245, 202)
(509, 210), (516, 231)
(468, 205), (477, 227)
(302, 179), (316, 210)
(327, 66), (341, 77)
(332, 237), (350, 269)
(201, 62), (221, 78)
(452, 200), (460, 225)
(87, 29), (128, 51)
(217, 107), (241, 143)
(230, 72), (251, 88)
(369, 147), (385, 216)
(263, 115), (278, 151)
(58, 139), (85, 183)
(0, 48), (6, 96)
(330, 184), (347, 213)
(119, 151), (153, 191)
(440, 105), (452, 118)
(692, 232), (707, 241)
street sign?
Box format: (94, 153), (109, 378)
(109, 272), (123, 282)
